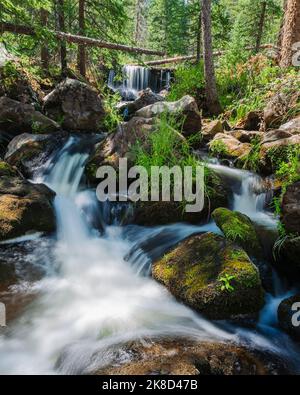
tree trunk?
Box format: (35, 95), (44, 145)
(77, 0), (86, 77)
(40, 8), (50, 71)
(196, 5), (202, 63)
(280, 0), (300, 67)
(255, 1), (267, 53)
(201, 0), (222, 115)
(57, 0), (67, 74)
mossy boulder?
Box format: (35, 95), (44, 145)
(152, 232), (264, 319)
(212, 208), (262, 258)
(0, 176), (56, 241)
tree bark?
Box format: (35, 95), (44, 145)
(280, 0), (300, 67)
(201, 0), (222, 115)
(57, 0), (67, 74)
(77, 0), (86, 77)
(0, 22), (165, 56)
(196, 5), (202, 63)
(40, 8), (50, 71)
(255, 1), (267, 53)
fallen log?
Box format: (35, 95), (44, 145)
(0, 22), (166, 56)
(138, 44), (280, 66)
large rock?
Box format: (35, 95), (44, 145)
(152, 232), (264, 319)
(227, 130), (263, 144)
(133, 171), (229, 226)
(236, 111), (262, 131)
(135, 95), (202, 136)
(279, 115), (300, 134)
(85, 117), (157, 184)
(0, 176), (56, 241)
(43, 78), (105, 132)
(208, 133), (251, 159)
(212, 208), (262, 258)
(97, 339), (287, 375)
(278, 236), (300, 274)
(281, 181), (300, 235)
(278, 294), (300, 340)
(258, 133), (300, 174)
(117, 88), (164, 120)
(5, 133), (67, 178)
(201, 120), (223, 142)
(0, 97), (60, 135)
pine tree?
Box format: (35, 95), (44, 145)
(202, 0), (222, 115)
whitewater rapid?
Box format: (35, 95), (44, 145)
(0, 137), (298, 374)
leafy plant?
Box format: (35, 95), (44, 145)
(102, 91), (122, 134)
(209, 139), (228, 157)
(219, 273), (235, 292)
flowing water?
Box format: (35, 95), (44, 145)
(108, 65), (171, 100)
(0, 138), (299, 374)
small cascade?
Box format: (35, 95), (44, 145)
(108, 65), (171, 100)
(207, 163), (276, 228)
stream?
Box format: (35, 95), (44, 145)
(0, 136), (299, 374)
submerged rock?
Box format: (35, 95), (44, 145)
(152, 232), (264, 319)
(135, 95), (202, 136)
(278, 294), (300, 340)
(0, 97), (60, 135)
(0, 176), (56, 241)
(43, 78), (105, 132)
(5, 132), (67, 178)
(212, 208), (262, 258)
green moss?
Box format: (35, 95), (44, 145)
(212, 207), (262, 258)
(0, 161), (17, 177)
(153, 232), (264, 319)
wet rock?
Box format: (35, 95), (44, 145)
(0, 176), (56, 241)
(43, 78), (105, 132)
(96, 338), (286, 375)
(133, 172), (229, 226)
(135, 95), (202, 136)
(208, 133), (251, 159)
(281, 181), (300, 235)
(5, 132), (67, 178)
(212, 208), (262, 258)
(152, 232), (264, 320)
(117, 89), (164, 120)
(278, 236), (300, 274)
(0, 97), (60, 136)
(202, 120), (223, 142)
(236, 111), (263, 131)
(278, 294), (300, 340)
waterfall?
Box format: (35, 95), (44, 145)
(207, 163), (276, 228)
(0, 137), (234, 374)
(108, 65), (171, 100)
